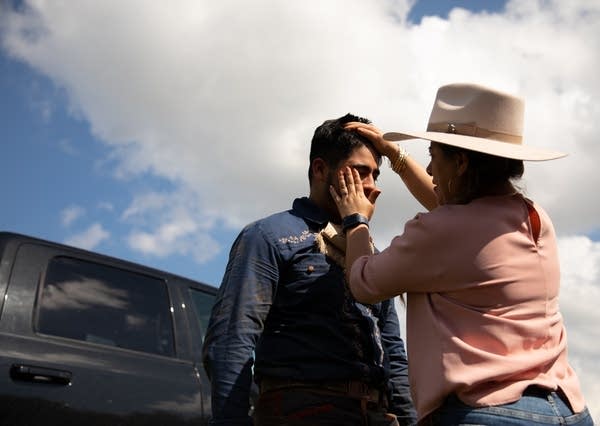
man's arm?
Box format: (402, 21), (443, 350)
(380, 298), (417, 426)
(202, 224), (279, 426)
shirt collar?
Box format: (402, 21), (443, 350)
(292, 197), (330, 229)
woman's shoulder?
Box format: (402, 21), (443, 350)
(410, 194), (540, 230)
(405, 205), (471, 239)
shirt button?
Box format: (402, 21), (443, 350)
(307, 265), (315, 273)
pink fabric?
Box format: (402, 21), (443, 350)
(349, 194), (586, 420)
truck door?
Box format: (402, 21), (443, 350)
(0, 243), (208, 425)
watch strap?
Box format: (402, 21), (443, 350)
(342, 213), (369, 233)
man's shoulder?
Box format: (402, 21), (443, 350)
(246, 198), (318, 231)
(247, 208), (296, 228)
(241, 207), (306, 239)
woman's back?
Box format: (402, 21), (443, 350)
(394, 194), (584, 418)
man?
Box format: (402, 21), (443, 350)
(202, 113), (416, 425)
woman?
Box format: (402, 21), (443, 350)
(331, 83), (593, 425)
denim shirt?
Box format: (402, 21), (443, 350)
(202, 197), (416, 425)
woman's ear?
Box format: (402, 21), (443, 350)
(455, 152), (469, 177)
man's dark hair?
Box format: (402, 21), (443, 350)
(308, 113), (375, 183)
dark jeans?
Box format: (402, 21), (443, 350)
(419, 388), (594, 426)
(253, 387), (401, 426)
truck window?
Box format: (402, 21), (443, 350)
(188, 288), (215, 342)
(35, 256), (175, 357)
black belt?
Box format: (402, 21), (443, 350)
(259, 377), (384, 403)
(523, 385), (556, 397)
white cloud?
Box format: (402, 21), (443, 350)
(97, 201), (114, 212)
(64, 223), (110, 250)
(60, 205), (85, 227)
(58, 138), (78, 156)
(121, 192), (170, 222)
(122, 191), (221, 262)
(558, 236), (600, 421)
(2, 0), (598, 234)
(127, 224), (221, 264)
(127, 217), (197, 258)
(2, 0), (599, 420)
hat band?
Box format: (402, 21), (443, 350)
(427, 122), (522, 145)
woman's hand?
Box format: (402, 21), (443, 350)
(346, 121), (438, 211)
(344, 122), (398, 159)
(329, 166), (380, 220)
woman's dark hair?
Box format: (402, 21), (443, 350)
(438, 143), (524, 204)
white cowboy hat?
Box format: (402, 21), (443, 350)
(383, 83), (566, 161)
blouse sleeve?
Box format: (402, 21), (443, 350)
(349, 206), (489, 304)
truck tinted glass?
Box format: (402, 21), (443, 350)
(36, 256), (175, 357)
(188, 288), (215, 342)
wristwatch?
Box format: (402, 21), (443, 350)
(342, 213), (370, 233)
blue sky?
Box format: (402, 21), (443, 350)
(0, 0), (511, 286)
(407, 0), (507, 21)
(1, 1), (599, 418)
(1, 50), (220, 281)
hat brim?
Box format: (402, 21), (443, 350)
(383, 131), (566, 161)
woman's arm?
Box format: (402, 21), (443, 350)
(329, 167), (381, 283)
(398, 154), (438, 211)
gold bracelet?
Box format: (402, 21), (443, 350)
(389, 144), (408, 175)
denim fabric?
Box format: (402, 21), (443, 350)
(202, 197), (416, 426)
(423, 391), (594, 425)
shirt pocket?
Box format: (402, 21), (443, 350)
(279, 253), (345, 309)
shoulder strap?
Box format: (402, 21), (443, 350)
(525, 200), (541, 243)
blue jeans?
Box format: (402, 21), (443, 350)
(421, 388), (594, 425)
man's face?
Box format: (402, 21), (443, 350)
(324, 145), (381, 220)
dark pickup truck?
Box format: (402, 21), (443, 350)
(0, 231), (217, 425)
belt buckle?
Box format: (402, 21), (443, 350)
(349, 381), (379, 402)
(348, 380), (366, 395)
(368, 387), (380, 402)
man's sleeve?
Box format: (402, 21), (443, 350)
(202, 223), (279, 426)
(381, 298), (417, 426)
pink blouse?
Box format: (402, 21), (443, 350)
(349, 194), (586, 420)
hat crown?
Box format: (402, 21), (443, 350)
(427, 83), (524, 141)
(383, 82), (566, 161)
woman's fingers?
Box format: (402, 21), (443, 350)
(329, 167), (377, 219)
(344, 122), (399, 158)
(329, 184), (341, 203)
(339, 167), (361, 199)
(344, 121), (377, 131)
(345, 123), (381, 141)
(348, 167), (361, 195)
(339, 169), (348, 195)
(343, 167), (354, 193)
